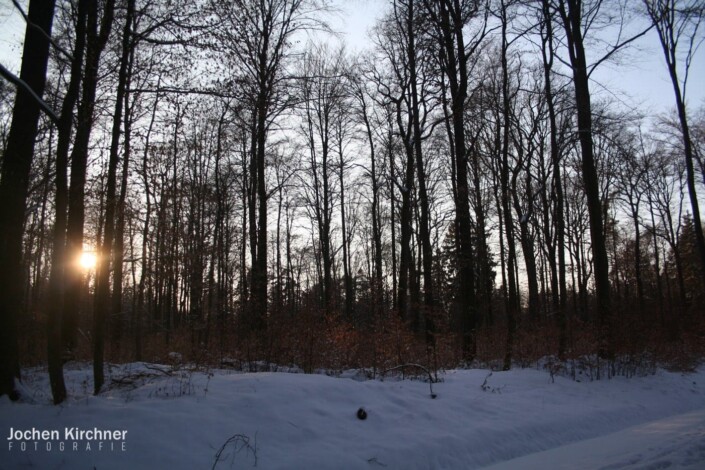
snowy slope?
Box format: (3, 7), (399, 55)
(1, 363), (704, 469)
(484, 408), (705, 469)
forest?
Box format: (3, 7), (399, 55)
(0, 0), (704, 406)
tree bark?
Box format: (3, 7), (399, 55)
(93, 0), (133, 392)
(0, 0), (56, 400)
(558, 0), (613, 357)
(405, 0), (436, 344)
(427, 0), (480, 360)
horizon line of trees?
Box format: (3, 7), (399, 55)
(1, 0), (704, 404)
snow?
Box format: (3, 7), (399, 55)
(1, 363), (704, 469)
(484, 408), (705, 469)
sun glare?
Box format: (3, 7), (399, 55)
(79, 251), (97, 270)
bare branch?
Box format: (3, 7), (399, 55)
(11, 0), (73, 62)
(0, 62), (59, 124)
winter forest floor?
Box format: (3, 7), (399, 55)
(1, 361), (704, 469)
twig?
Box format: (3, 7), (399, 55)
(11, 0), (74, 61)
(480, 372), (505, 394)
(143, 364), (175, 376)
(367, 457), (388, 467)
(480, 372), (492, 391)
(212, 433), (257, 469)
(381, 363), (437, 398)
(0, 63), (59, 124)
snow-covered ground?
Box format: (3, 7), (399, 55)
(485, 408), (705, 469)
(1, 362), (704, 469)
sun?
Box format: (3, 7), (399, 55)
(79, 251), (97, 270)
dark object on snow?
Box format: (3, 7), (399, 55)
(357, 407), (367, 420)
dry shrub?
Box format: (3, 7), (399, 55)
(21, 296), (705, 380)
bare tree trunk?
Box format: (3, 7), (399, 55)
(336, 123), (354, 319)
(247, 117), (257, 309)
(251, 98), (268, 329)
(511, 148), (540, 320)
(558, 0), (612, 357)
(94, 0), (133, 388)
(356, 85), (384, 308)
(47, 0), (90, 404)
(426, 0), (481, 360)
(646, 175), (665, 323)
(645, 0), (705, 289)
(499, 0), (518, 369)
(55, 0), (115, 395)
(0, 0), (57, 400)
(135, 88), (160, 362)
(396, 99), (415, 325)
(112, 4), (137, 356)
(541, 0), (568, 355)
(404, 0), (436, 344)
(470, 146), (493, 327)
(387, 112), (398, 312)
(275, 176), (284, 314)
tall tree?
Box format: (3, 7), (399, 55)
(45, 0), (91, 405)
(643, 0), (705, 289)
(213, 0), (328, 329)
(93, 0), (135, 393)
(556, 0), (654, 356)
(424, 0), (488, 359)
(61, 0), (116, 394)
(498, 0), (520, 370)
(555, 0), (611, 355)
(0, 0), (57, 400)
(399, 0), (437, 343)
(349, 70), (384, 311)
(297, 45), (345, 314)
(540, 0), (568, 356)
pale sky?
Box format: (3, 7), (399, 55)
(0, 0), (702, 118)
(329, 0), (705, 119)
(0, 0), (25, 73)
